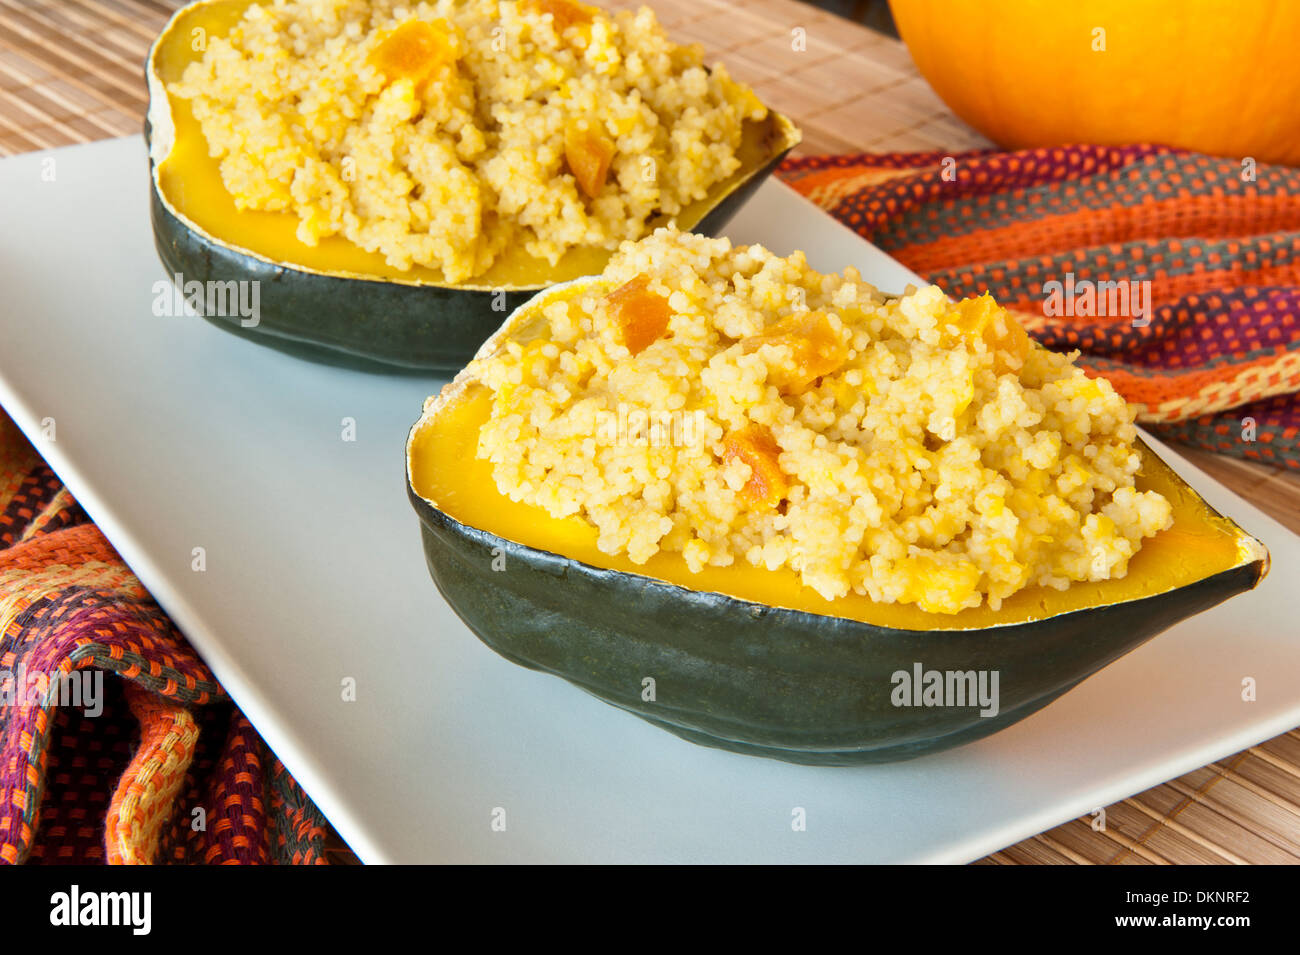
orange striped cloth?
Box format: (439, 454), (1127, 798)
(0, 415), (329, 865)
(778, 144), (1300, 470)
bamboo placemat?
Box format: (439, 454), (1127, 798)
(1, 0), (1297, 866)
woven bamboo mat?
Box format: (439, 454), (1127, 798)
(1, 0), (1297, 865)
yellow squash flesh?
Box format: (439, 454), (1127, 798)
(408, 282), (1266, 633)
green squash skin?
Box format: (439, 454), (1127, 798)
(408, 484), (1266, 765)
(148, 182), (533, 372)
(145, 115), (797, 373)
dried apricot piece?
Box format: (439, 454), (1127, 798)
(604, 274), (672, 356)
(723, 425), (788, 508)
(526, 0), (597, 32)
(742, 311), (848, 393)
(951, 295), (1031, 375)
(369, 20), (455, 87)
(565, 119), (617, 199)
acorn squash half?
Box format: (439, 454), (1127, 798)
(405, 279), (1270, 764)
(144, 0), (801, 371)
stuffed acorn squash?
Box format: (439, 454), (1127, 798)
(406, 230), (1269, 764)
(145, 0), (800, 370)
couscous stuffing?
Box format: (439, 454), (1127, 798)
(469, 229), (1174, 615)
(170, 0), (767, 282)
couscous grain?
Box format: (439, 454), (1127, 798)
(470, 229), (1174, 615)
(171, 0), (767, 282)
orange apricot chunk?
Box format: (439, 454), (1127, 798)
(565, 119), (617, 199)
(742, 311), (849, 394)
(604, 274), (672, 356)
(951, 294), (1031, 375)
(526, 0), (597, 32)
(723, 425), (788, 508)
(369, 20), (455, 87)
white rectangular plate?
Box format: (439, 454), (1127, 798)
(1, 137), (1297, 863)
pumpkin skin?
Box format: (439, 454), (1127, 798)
(405, 280), (1270, 765)
(890, 0), (1300, 166)
(144, 0), (801, 371)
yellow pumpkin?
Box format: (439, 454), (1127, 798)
(890, 0), (1300, 166)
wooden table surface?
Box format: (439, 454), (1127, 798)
(1, 0), (1297, 865)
